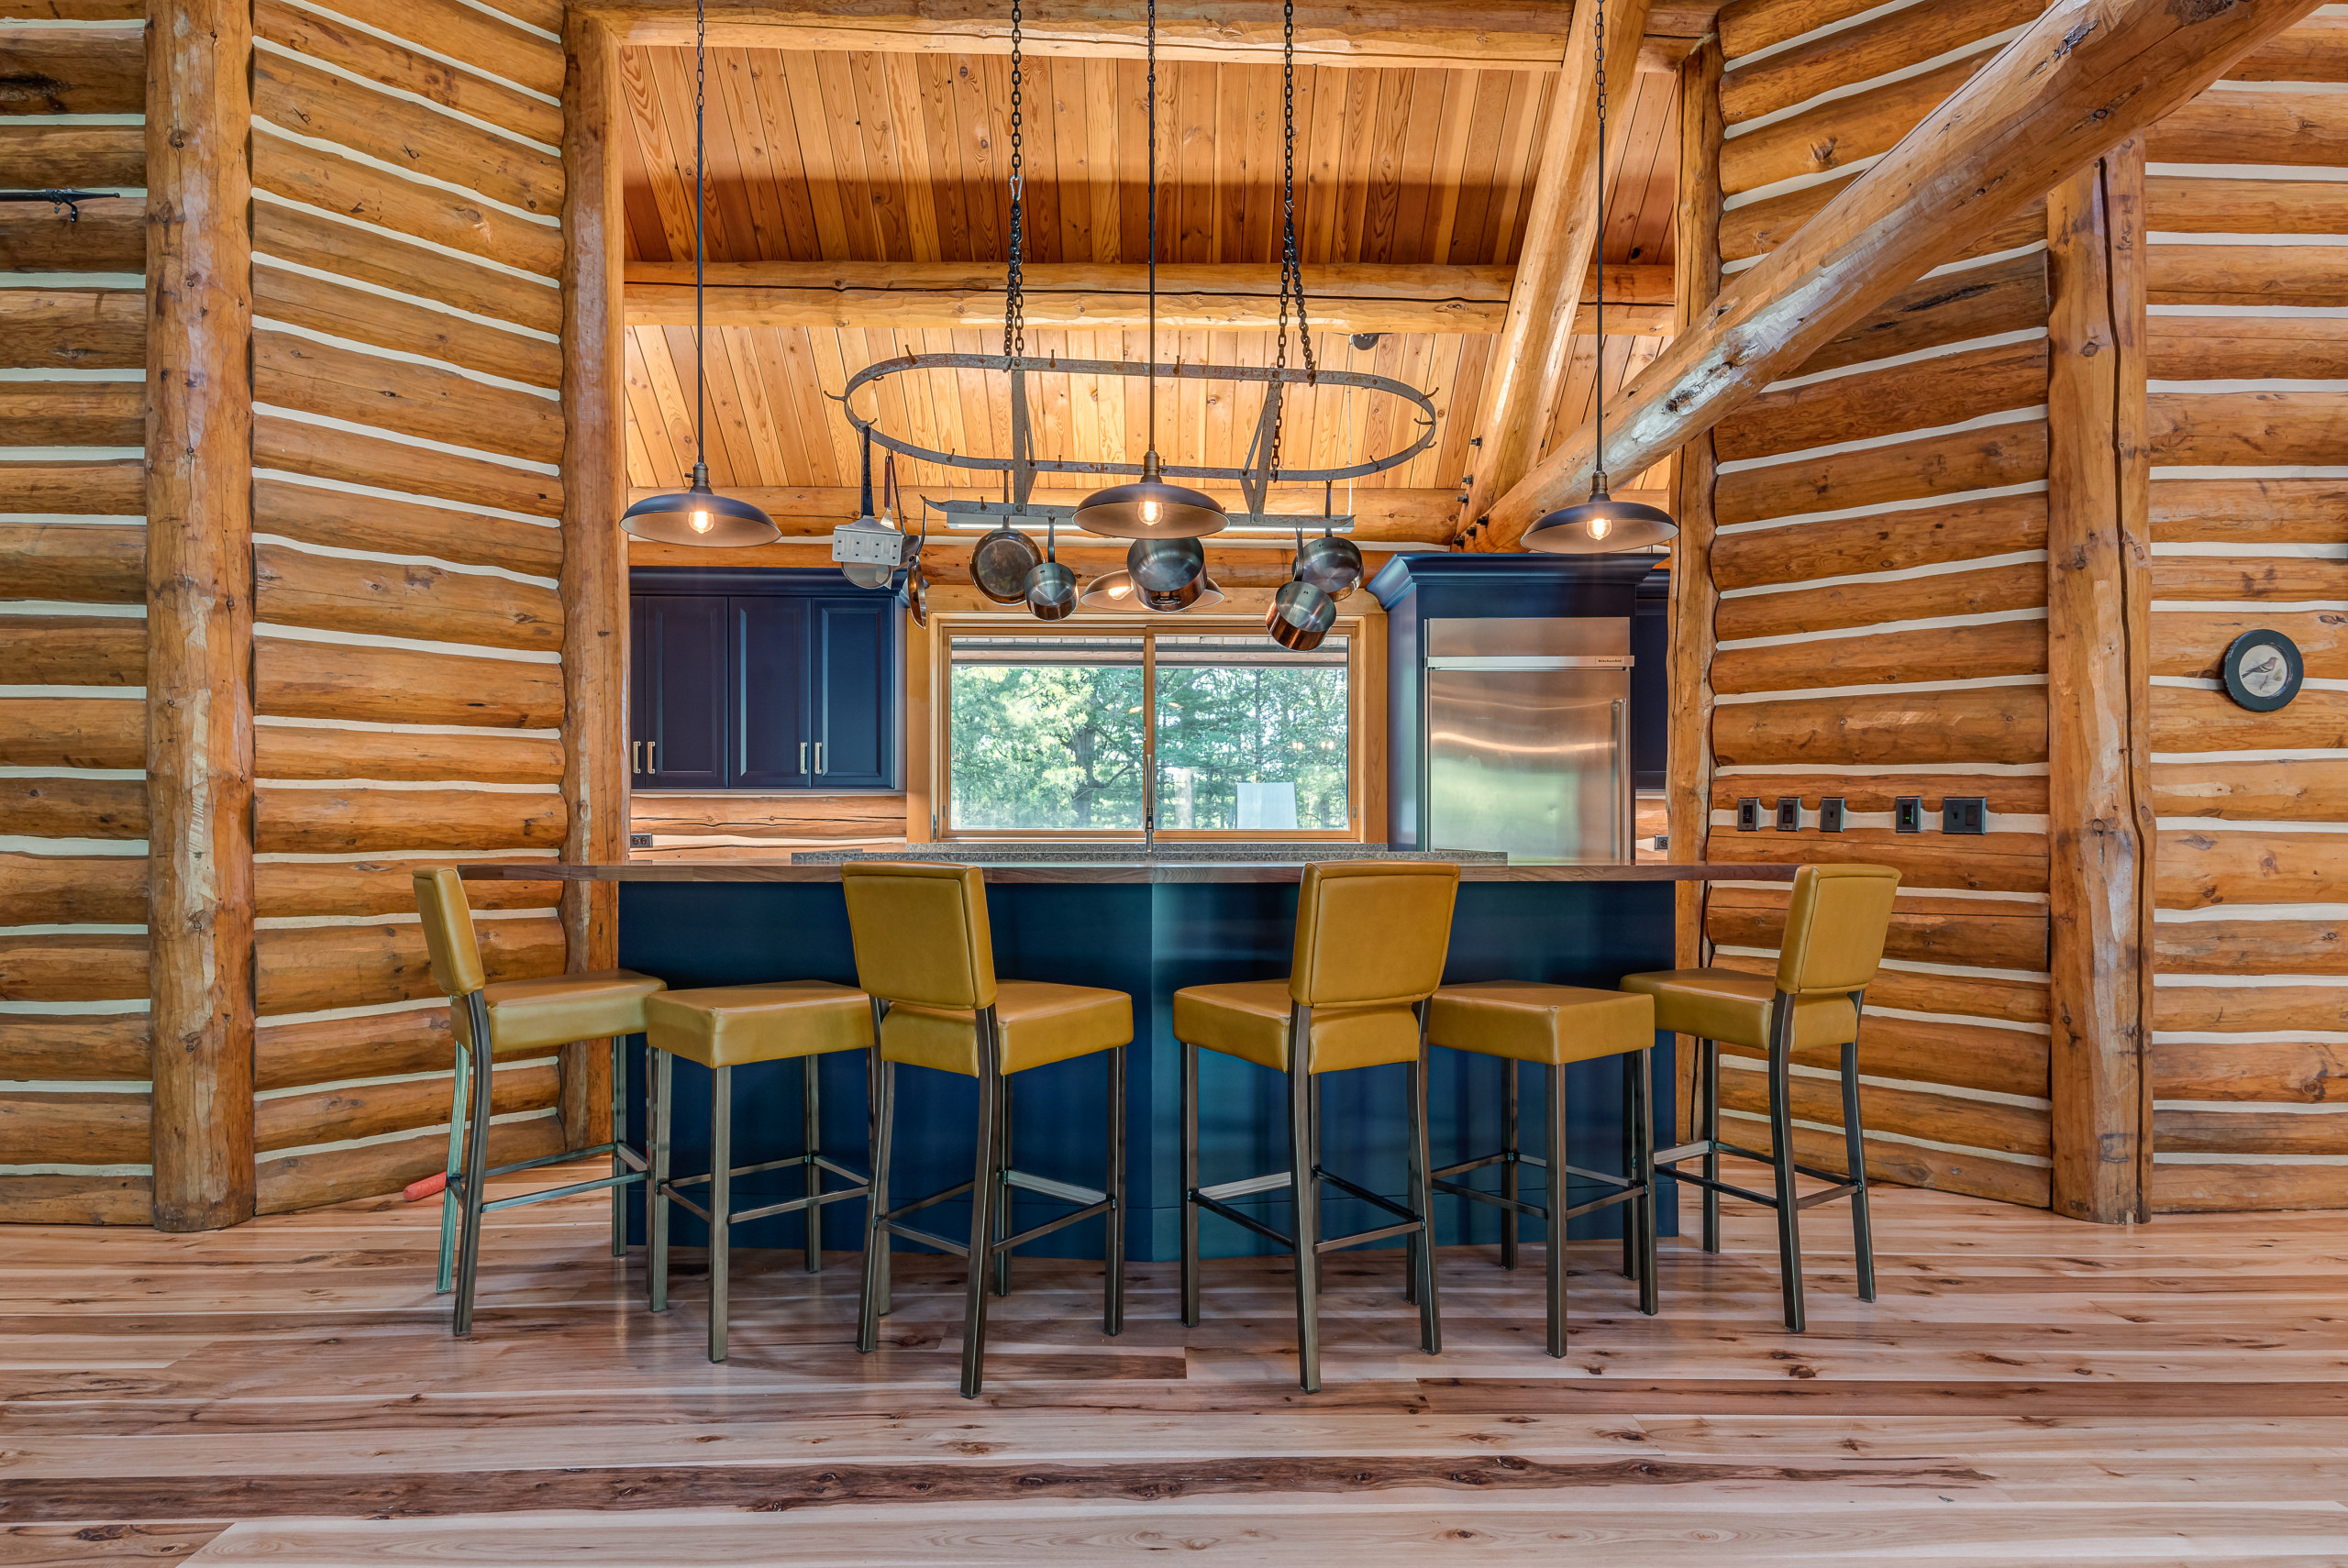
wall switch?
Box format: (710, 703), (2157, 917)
(628, 833), (653, 849)
(1942, 796), (1988, 835)
(1894, 796), (1924, 834)
(1775, 798), (1802, 833)
(1737, 797), (1762, 832)
(1819, 796), (1846, 834)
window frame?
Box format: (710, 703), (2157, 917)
(928, 613), (1377, 843)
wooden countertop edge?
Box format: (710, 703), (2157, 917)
(450, 861), (1801, 884)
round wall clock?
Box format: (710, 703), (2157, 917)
(2221, 628), (2303, 712)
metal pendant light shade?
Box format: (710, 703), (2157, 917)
(1523, 476), (1678, 555)
(1079, 569), (1136, 609)
(1075, 452), (1227, 539)
(621, 466), (780, 547)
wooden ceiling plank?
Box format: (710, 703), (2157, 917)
(1422, 70), (1479, 269)
(1079, 59), (1121, 264)
(1047, 58), (1095, 264)
(1486, 68), (1550, 266)
(775, 50), (852, 259)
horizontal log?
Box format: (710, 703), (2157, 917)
(0, 195), (141, 271)
(0, 932), (145, 1002)
(253, 721), (566, 783)
(2152, 757), (2348, 822)
(1719, 0), (2043, 126)
(0, 1173), (150, 1224)
(1712, 617), (2045, 695)
(2148, 86), (2348, 167)
(257, 1008), (452, 1093)
(2156, 984), (2348, 1034)
(253, 542), (563, 653)
(2151, 480), (2348, 548)
(1719, 159), (2043, 265)
(254, 861), (555, 921)
(633, 792), (909, 840)
(2156, 919), (2348, 977)
(1702, 826), (2050, 894)
(256, 1110), (563, 1214)
(1717, 340), (2049, 466)
(0, 697), (141, 767)
(0, 458), (140, 514)
(0, 850), (142, 923)
(1716, 562), (2046, 643)
(1717, 1059), (2050, 1157)
(2154, 611), (2347, 682)
(0, 1011), (147, 1084)
(1708, 886), (2050, 974)
(254, 414), (562, 520)
(2155, 1107), (2348, 1156)
(2145, 173), (2348, 234)
(254, 914), (563, 1016)
(0, 524), (141, 602)
(254, 638), (564, 728)
(1719, 54), (1985, 197)
(2157, 828), (2348, 911)
(1713, 688), (2052, 771)
(1709, 770), (2051, 814)
(1714, 945), (2051, 1025)
(2148, 315), (2348, 382)
(253, 265), (562, 392)
(1714, 419), (2047, 528)
(1711, 491), (2047, 592)
(253, 0), (562, 148)
(2152, 556), (2348, 604)
(346, 0), (563, 97)
(2154, 1162), (2348, 1212)
(0, 28), (141, 113)
(255, 785), (565, 854)
(0, 775), (144, 839)
(0, 381), (140, 446)
(2150, 245), (2348, 311)
(254, 48), (562, 218)
(1718, 0), (1883, 60)
(0, 122), (141, 187)
(1725, 1110), (2052, 1208)
(2152, 686), (2348, 753)
(2226, 16), (2348, 81)
(256, 1059), (557, 1154)
(2154, 1039), (2348, 1102)
(0, 287), (140, 370)
(253, 479), (563, 580)
(253, 147), (565, 304)
(2149, 392), (2348, 468)
(1791, 251), (2050, 381)
(0, 1088), (147, 1165)
(254, 331), (564, 468)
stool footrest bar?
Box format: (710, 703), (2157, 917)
(1193, 1192), (1297, 1250)
(1433, 1176), (1552, 1220)
(480, 1170), (644, 1212)
(1794, 1181), (1863, 1210)
(1558, 1187), (1644, 1221)
(999, 1199), (1113, 1253)
(882, 1220), (969, 1256)
(1005, 1169), (1107, 1206)
(889, 1179), (976, 1219)
(1314, 1218), (1423, 1253)
(1318, 1168), (1415, 1220)
(1201, 1170), (1292, 1202)
(660, 1187), (712, 1225)
(733, 1184), (873, 1227)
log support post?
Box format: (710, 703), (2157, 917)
(146, 0), (255, 1231)
(2044, 143), (2154, 1225)
(559, 16), (627, 1148)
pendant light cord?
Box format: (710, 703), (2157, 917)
(692, 0), (707, 480)
(1146, 0), (1158, 458)
(1591, 0), (1609, 495)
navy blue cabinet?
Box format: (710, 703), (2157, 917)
(631, 570), (898, 792)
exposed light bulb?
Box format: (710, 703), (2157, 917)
(1140, 499), (1161, 525)
(690, 510), (714, 536)
(1586, 514), (1612, 542)
(1109, 580), (1132, 599)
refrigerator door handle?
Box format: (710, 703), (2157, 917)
(1611, 697), (1629, 863)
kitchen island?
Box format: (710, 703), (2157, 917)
(460, 856), (1797, 1262)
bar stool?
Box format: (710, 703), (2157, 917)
(411, 867), (667, 1338)
(1622, 862), (1901, 1332)
(643, 981), (875, 1363)
(1424, 982), (1659, 1356)
(1175, 860), (1458, 1394)
(840, 861), (1133, 1400)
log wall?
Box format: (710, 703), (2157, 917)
(1691, 0), (2063, 1209)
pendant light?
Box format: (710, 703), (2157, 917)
(1071, 0), (1225, 541)
(620, 0), (779, 548)
(1523, 0), (1676, 557)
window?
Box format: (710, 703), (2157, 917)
(945, 629), (1354, 837)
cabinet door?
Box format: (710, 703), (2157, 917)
(731, 596), (810, 789)
(811, 597), (893, 789)
(632, 595), (726, 790)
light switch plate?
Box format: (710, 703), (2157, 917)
(1775, 798), (1801, 833)
(1819, 797), (1846, 834)
(1943, 796), (1988, 835)
(1737, 798), (1762, 832)
(1894, 796), (1924, 834)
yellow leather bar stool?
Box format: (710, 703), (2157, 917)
(1622, 862), (1901, 1332)
(1424, 983), (1659, 1356)
(411, 867), (667, 1338)
(1174, 860), (1458, 1394)
(840, 862), (1133, 1400)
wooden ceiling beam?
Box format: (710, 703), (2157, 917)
(588, 0), (1721, 67)
(1480, 0), (2321, 548)
(624, 260), (1676, 337)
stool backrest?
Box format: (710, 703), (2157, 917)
(1777, 862), (1901, 995)
(411, 867), (485, 998)
(841, 861), (998, 1010)
(1291, 860), (1459, 1008)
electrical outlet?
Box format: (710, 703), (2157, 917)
(1819, 796), (1846, 834)
(1894, 796), (1924, 834)
(628, 833), (653, 849)
(1775, 798), (1801, 833)
(1737, 797), (1762, 832)
(1943, 796), (1988, 835)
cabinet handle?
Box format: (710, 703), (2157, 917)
(815, 741), (825, 776)
(631, 740), (640, 773)
(800, 740), (809, 776)
(647, 740), (657, 774)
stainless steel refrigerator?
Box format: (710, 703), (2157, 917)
(1423, 616), (1634, 862)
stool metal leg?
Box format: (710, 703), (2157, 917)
(803, 1054), (823, 1275)
(1633, 1044), (1659, 1317)
(709, 1064), (734, 1362)
(1842, 1030), (1877, 1302)
(858, 1031), (894, 1353)
(1406, 1034), (1441, 1356)
(1500, 1059), (1520, 1272)
(1766, 1004), (1806, 1333)
(451, 991), (495, 1338)
(1180, 1038), (1202, 1329)
(959, 1009), (1006, 1399)
(1545, 1060), (1568, 1357)
(435, 1032), (471, 1296)
(1287, 1043), (1321, 1394)
(1104, 1042), (1126, 1336)
(610, 1035), (628, 1258)
(1699, 1037), (1722, 1254)
(1620, 1056), (1637, 1282)
(991, 1077), (1013, 1298)
(649, 1048), (673, 1313)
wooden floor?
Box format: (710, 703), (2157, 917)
(5, 1166), (2347, 1567)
